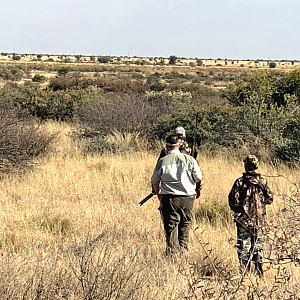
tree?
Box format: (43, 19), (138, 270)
(12, 54), (21, 61)
(32, 74), (46, 83)
(98, 56), (112, 63)
(196, 59), (203, 66)
(168, 55), (178, 65)
(269, 62), (276, 68)
(56, 66), (70, 76)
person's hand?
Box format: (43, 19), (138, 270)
(196, 189), (201, 199)
(157, 193), (162, 201)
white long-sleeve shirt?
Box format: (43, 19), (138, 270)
(151, 150), (202, 196)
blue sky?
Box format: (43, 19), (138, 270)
(0, 0), (299, 60)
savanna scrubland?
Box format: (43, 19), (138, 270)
(0, 61), (300, 299)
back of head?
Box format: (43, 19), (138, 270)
(166, 134), (179, 147)
(244, 155), (259, 171)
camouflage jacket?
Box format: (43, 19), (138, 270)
(228, 172), (273, 229)
(158, 141), (194, 161)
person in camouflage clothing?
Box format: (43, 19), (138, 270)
(228, 155), (273, 277)
(157, 127), (197, 160)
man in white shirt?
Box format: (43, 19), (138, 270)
(151, 134), (203, 255)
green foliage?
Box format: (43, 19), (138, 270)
(98, 56), (112, 63)
(56, 66), (70, 76)
(32, 74), (46, 83)
(223, 70), (284, 106)
(0, 66), (24, 81)
(269, 62), (276, 68)
(2, 61), (300, 163)
(168, 55), (178, 65)
(282, 70), (300, 101)
(145, 90), (192, 109)
(1, 84), (91, 121)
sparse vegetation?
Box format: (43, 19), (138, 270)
(1, 55), (300, 298)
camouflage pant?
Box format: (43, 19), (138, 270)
(236, 225), (263, 272)
(160, 195), (195, 255)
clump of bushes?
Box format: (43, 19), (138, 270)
(32, 74), (47, 83)
(0, 101), (57, 174)
(0, 66), (24, 81)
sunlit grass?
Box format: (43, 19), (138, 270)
(0, 122), (299, 299)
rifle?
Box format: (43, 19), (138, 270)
(139, 192), (155, 206)
(191, 112), (199, 158)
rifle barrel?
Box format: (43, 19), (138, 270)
(139, 192), (155, 206)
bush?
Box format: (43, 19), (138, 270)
(12, 54), (21, 61)
(1, 84), (90, 121)
(98, 56), (112, 63)
(32, 74), (46, 83)
(56, 66), (70, 76)
(168, 55), (178, 65)
(0, 102), (56, 174)
(49, 75), (148, 94)
(0, 66), (24, 81)
(196, 59), (203, 66)
(77, 94), (167, 135)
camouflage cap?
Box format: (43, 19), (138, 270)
(173, 127), (186, 138)
(244, 155), (259, 170)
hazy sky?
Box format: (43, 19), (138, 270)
(0, 0), (299, 60)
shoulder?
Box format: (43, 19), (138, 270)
(233, 176), (244, 187)
(257, 174), (267, 184)
(158, 148), (168, 160)
(182, 153), (199, 166)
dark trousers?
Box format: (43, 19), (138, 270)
(237, 225), (264, 276)
(160, 194), (195, 254)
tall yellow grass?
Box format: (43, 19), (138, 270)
(0, 122), (299, 299)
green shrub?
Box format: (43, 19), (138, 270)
(32, 74), (46, 83)
(0, 66), (24, 81)
(1, 84), (90, 121)
(56, 66), (70, 76)
(98, 56), (112, 63)
(168, 55), (178, 65)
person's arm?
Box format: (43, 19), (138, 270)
(192, 158), (203, 198)
(151, 162), (162, 200)
(263, 180), (273, 205)
(152, 183), (161, 200)
(228, 180), (242, 212)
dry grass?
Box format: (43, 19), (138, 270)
(0, 122), (299, 299)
